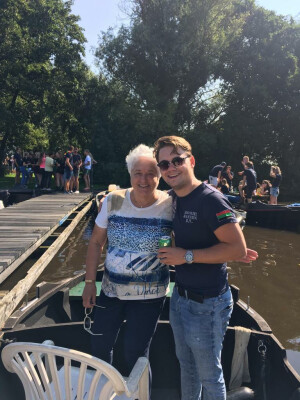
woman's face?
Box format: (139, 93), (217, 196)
(130, 157), (159, 197)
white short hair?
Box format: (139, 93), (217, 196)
(126, 144), (160, 177)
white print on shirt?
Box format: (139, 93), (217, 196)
(183, 211), (198, 224)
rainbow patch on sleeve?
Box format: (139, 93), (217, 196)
(216, 209), (234, 220)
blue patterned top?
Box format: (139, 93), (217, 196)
(95, 189), (173, 299)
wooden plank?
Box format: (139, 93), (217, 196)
(0, 193), (92, 283)
(0, 199), (93, 329)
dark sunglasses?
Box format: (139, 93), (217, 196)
(157, 155), (191, 171)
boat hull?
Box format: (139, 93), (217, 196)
(245, 201), (300, 232)
(0, 270), (299, 400)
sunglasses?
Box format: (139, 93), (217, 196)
(157, 155), (191, 171)
(83, 306), (105, 336)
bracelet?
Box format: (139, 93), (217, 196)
(85, 280), (95, 284)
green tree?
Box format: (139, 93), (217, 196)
(216, 7), (300, 195)
(96, 0), (245, 133)
(0, 0), (86, 173)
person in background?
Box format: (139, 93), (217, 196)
(82, 144), (173, 381)
(239, 161), (257, 203)
(27, 152), (35, 184)
(238, 155), (250, 176)
(83, 149), (92, 191)
(39, 152), (46, 185)
(260, 180), (271, 196)
(221, 165), (234, 190)
(209, 161), (226, 187)
(64, 146), (74, 194)
(270, 166), (282, 205)
(154, 135), (258, 400)
(33, 152), (43, 188)
(256, 183), (262, 195)
(219, 178), (230, 195)
(9, 155), (14, 173)
(42, 151), (55, 190)
(71, 147), (82, 193)
(13, 148), (22, 185)
(54, 151), (65, 191)
(20, 152), (30, 187)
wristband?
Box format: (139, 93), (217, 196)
(85, 280), (95, 284)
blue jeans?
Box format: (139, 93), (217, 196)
(270, 187), (279, 197)
(91, 291), (165, 376)
(170, 286), (233, 400)
(20, 166), (29, 185)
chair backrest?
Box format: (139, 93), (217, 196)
(2, 342), (148, 400)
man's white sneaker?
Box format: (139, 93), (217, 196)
(74, 190), (80, 194)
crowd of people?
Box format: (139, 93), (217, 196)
(208, 156), (282, 205)
(9, 146), (97, 194)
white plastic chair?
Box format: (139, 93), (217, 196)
(1, 341), (149, 400)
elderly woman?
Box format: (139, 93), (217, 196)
(82, 144), (173, 376)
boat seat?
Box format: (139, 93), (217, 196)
(1, 341), (149, 400)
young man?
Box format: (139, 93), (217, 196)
(208, 161), (226, 187)
(154, 136), (257, 400)
(239, 161), (257, 203)
(64, 146), (74, 194)
(83, 149), (92, 191)
(71, 147), (82, 193)
(42, 151), (55, 190)
(13, 148), (22, 185)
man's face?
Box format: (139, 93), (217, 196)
(158, 146), (194, 191)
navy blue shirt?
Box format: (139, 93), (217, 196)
(272, 174), (282, 188)
(64, 152), (73, 171)
(209, 165), (224, 177)
(14, 153), (22, 168)
(243, 168), (257, 190)
(72, 154), (81, 171)
(173, 183), (237, 296)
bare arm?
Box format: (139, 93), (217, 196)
(65, 157), (73, 170)
(82, 225), (107, 307)
(158, 223), (247, 265)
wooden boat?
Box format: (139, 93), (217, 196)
(245, 201), (300, 232)
(0, 268), (299, 400)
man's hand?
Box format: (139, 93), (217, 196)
(157, 247), (186, 265)
(234, 248), (258, 263)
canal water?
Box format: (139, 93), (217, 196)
(3, 216), (300, 374)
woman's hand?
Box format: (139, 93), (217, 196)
(82, 283), (97, 308)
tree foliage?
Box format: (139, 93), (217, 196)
(0, 0), (86, 170)
(1, 0), (299, 197)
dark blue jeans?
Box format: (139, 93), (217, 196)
(90, 291), (165, 376)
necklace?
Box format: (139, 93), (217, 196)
(131, 190), (158, 208)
